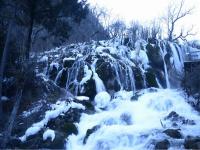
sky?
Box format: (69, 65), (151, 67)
(88, 0), (200, 40)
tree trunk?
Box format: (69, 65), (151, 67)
(25, 13), (34, 60)
(1, 89), (23, 148)
(0, 20), (14, 119)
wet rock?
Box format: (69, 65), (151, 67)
(52, 122), (78, 137)
(55, 68), (68, 88)
(83, 125), (100, 144)
(48, 108), (83, 127)
(146, 43), (164, 70)
(131, 93), (139, 101)
(133, 67), (144, 90)
(163, 129), (182, 139)
(63, 58), (75, 68)
(96, 60), (120, 92)
(80, 78), (96, 100)
(145, 68), (159, 88)
(120, 112), (132, 125)
(74, 100), (95, 113)
(155, 139), (170, 149)
(106, 78), (121, 93)
(96, 58), (125, 92)
(184, 136), (200, 149)
(48, 64), (58, 80)
(42, 130), (66, 149)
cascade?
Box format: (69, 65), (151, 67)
(91, 59), (106, 93)
(159, 41), (171, 88)
(169, 43), (184, 75)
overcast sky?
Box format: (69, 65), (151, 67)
(88, 0), (200, 40)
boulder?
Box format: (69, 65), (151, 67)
(155, 139), (170, 149)
(184, 136), (200, 149)
(163, 129), (182, 139)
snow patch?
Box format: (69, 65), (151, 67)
(75, 96), (90, 101)
(43, 129), (55, 142)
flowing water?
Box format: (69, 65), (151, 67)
(66, 88), (200, 150)
(158, 41), (171, 88)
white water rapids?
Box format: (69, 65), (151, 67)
(66, 88), (200, 150)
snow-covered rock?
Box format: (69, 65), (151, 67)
(43, 129), (55, 142)
(19, 101), (85, 142)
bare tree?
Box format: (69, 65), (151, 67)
(149, 20), (162, 39)
(128, 21), (141, 44)
(163, 0), (195, 41)
(109, 19), (126, 39)
(128, 21), (151, 44)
